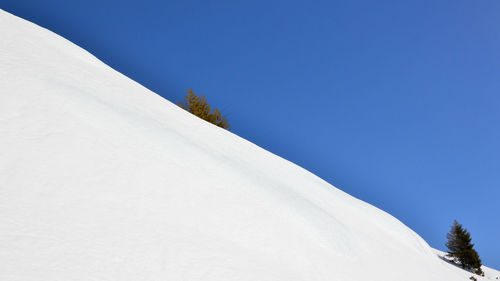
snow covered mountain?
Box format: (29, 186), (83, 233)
(0, 9), (497, 281)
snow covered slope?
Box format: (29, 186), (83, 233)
(0, 9), (494, 281)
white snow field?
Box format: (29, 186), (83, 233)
(0, 9), (497, 281)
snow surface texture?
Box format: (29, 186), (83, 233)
(0, 9), (497, 281)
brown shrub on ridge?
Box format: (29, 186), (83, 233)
(178, 89), (230, 130)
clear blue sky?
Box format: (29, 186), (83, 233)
(3, 0), (499, 268)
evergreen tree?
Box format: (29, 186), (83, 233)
(178, 89), (230, 130)
(446, 220), (483, 275)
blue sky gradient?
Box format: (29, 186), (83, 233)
(3, 0), (499, 268)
